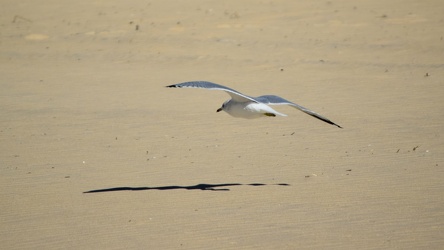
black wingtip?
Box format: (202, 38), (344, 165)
(165, 84), (177, 88)
(309, 114), (342, 129)
(330, 122), (342, 129)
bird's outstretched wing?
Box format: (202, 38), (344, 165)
(166, 81), (257, 102)
(255, 95), (342, 128)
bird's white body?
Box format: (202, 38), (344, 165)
(222, 100), (287, 119)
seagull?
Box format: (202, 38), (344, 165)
(166, 81), (342, 128)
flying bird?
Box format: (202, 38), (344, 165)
(166, 81), (342, 128)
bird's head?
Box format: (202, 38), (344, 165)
(216, 101), (229, 113)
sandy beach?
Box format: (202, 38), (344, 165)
(1, 0), (443, 249)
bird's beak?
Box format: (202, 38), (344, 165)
(216, 107), (222, 112)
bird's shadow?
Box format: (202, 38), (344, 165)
(84, 182), (290, 193)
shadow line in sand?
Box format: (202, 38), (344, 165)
(84, 183), (290, 193)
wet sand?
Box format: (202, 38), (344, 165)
(1, 0), (443, 249)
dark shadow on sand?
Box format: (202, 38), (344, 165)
(84, 183), (290, 193)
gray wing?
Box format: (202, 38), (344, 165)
(166, 81), (257, 102)
(255, 95), (342, 128)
